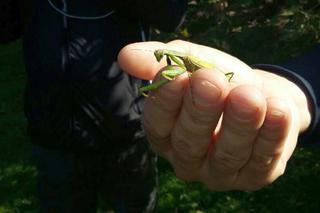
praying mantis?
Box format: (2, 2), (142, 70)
(139, 49), (234, 97)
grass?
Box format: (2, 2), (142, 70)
(157, 148), (320, 213)
(0, 40), (38, 212)
(1, 0), (320, 212)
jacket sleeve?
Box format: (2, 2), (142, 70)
(252, 45), (320, 145)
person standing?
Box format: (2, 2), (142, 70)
(23, 0), (187, 212)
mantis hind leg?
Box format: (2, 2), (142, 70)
(225, 72), (234, 82)
(161, 54), (186, 80)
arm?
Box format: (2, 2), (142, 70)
(253, 45), (320, 144)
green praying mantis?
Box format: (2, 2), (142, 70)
(139, 49), (234, 97)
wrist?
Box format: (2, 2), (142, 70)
(253, 68), (311, 133)
(252, 64), (316, 143)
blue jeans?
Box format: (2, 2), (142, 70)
(32, 142), (157, 213)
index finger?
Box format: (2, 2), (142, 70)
(117, 40), (255, 83)
(118, 41), (168, 80)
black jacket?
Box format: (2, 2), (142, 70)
(23, 0), (187, 153)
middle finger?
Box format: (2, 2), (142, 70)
(170, 69), (229, 177)
(207, 86), (267, 186)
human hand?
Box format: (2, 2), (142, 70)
(118, 40), (311, 191)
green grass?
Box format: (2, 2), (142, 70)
(157, 148), (320, 213)
(1, 1), (320, 212)
(0, 40), (38, 212)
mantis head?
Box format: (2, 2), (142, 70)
(154, 49), (165, 62)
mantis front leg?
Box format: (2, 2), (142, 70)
(161, 65), (187, 80)
(138, 49), (236, 97)
(139, 65), (186, 97)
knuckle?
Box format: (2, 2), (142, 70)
(148, 93), (181, 114)
(172, 137), (190, 154)
(145, 130), (170, 145)
(251, 154), (275, 171)
(184, 103), (217, 126)
(212, 151), (248, 172)
(143, 119), (170, 145)
(172, 138), (206, 160)
(259, 128), (282, 143)
(177, 107), (217, 138)
(225, 120), (257, 138)
(190, 146), (207, 159)
(178, 116), (212, 139)
(185, 90), (221, 115)
(156, 83), (185, 101)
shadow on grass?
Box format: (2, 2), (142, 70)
(157, 148), (320, 213)
(0, 40), (39, 212)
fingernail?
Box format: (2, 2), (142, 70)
(264, 99), (288, 128)
(264, 110), (285, 130)
(231, 100), (260, 121)
(192, 79), (222, 107)
(270, 109), (285, 120)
